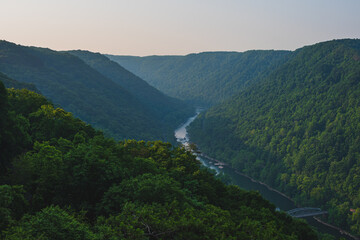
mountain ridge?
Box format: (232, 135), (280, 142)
(107, 50), (291, 106)
(0, 40), (192, 141)
(68, 50), (193, 127)
(188, 39), (360, 236)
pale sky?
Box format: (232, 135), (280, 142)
(1, 0), (359, 56)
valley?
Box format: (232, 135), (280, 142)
(109, 39), (360, 238)
(2, 1), (359, 239)
(0, 41), (193, 142)
(187, 39), (360, 237)
(108, 50), (291, 106)
(1, 38), (360, 239)
(0, 80), (317, 239)
(176, 112), (357, 240)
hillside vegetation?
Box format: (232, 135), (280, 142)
(0, 41), (192, 141)
(68, 50), (193, 127)
(0, 72), (39, 93)
(188, 39), (360, 235)
(0, 81), (317, 239)
(108, 50), (290, 106)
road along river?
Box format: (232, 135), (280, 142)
(175, 111), (357, 240)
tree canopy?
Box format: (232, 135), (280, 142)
(0, 83), (317, 239)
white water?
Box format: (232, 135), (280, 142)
(174, 112), (199, 145)
(174, 110), (219, 173)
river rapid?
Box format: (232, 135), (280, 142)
(175, 111), (355, 240)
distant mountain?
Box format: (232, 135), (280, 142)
(0, 71), (39, 93)
(107, 50), (291, 106)
(188, 39), (360, 235)
(0, 41), (192, 141)
(68, 50), (193, 127)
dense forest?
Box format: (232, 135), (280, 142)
(107, 50), (291, 106)
(0, 72), (39, 93)
(0, 80), (318, 239)
(0, 41), (192, 142)
(188, 39), (360, 236)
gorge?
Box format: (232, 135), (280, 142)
(175, 112), (357, 240)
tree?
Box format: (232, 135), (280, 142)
(4, 206), (95, 240)
(0, 185), (27, 235)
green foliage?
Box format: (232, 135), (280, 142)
(108, 50), (291, 106)
(99, 174), (189, 215)
(7, 88), (49, 116)
(96, 202), (239, 240)
(0, 86), (97, 177)
(28, 104), (95, 142)
(0, 80), (8, 171)
(0, 87), (317, 239)
(189, 39), (360, 235)
(0, 185), (28, 234)
(11, 142), (64, 210)
(4, 206), (96, 240)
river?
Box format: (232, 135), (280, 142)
(175, 111), (355, 240)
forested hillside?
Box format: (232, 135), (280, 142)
(0, 81), (317, 239)
(108, 50), (290, 106)
(68, 50), (192, 127)
(0, 71), (39, 93)
(188, 39), (360, 235)
(0, 41), (192, 141)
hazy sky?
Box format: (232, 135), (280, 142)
(1, 0), (359, 56)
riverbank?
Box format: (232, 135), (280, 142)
(198, 153), (228, 166)
(193, 146), (297, 205)
(197, 150), (295, 203)
(313, 217), (359, 240)
(233, 170), (296, 204)
(198, 150), (359, 240)
(176, 112), (357, 239)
